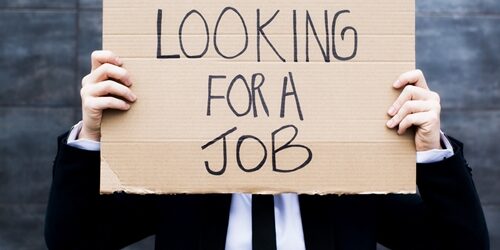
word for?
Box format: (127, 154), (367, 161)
(201, 125), (313, 176)
(207, 72), (303, 120)
(156, 8), (358, 62)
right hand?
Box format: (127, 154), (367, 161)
(79, 50), (137, 141)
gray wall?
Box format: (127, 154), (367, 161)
(0, 0), (498, 249)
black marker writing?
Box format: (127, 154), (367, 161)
(214, 7), (249, 59)
(200, 127), (238, 176)
(201, 125), (312, 176)
(156, 8), (358, 62)
(280, 72), (304, 120)
(179, 10), (210, 58)
(272, 125), (312, 173)
(257, 9), (285, 62)
(156, 9), (180, 59)
(332, 10), (358, 61)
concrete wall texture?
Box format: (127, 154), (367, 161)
(0, 0), (498, 249)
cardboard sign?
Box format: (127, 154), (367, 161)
(101, 0), (416, 194)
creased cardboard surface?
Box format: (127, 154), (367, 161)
(101, 0), (416, 194)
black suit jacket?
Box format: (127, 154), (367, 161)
(45, 133), (489, 250)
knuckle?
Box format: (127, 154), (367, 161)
(99, 64), (114, 77)
(431, 91), (441, 102)
(122, 68), (129, 77)
(401, 101), (412, 112)
(401, 86), (408, 95)
(82, 98), (92, 110)
(80, 87), (86, 98)
(104, 98), (114, 107)
(430, 100), (441, 111)
(102, 50), (112, 56)
(404, 115), (414, 124)
(435, 102), (442, 113)
(81, 75), (89, 86)
(398, 103), (408, 115)
(403, 85), (414, 94)
(91, 50), (100, 60)
(429, 112), (439, 123)
(399, 116), (407, 125)
(103, 80), (113, 90)
(120, 86), (129, 96)
(115, 65), (126, 75)
(102, 63), (112, 70)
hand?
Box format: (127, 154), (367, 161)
(79, 50), (137, 141)
(386, 70), (442, 151)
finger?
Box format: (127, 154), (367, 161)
(388, 85), (439, 116)
(88, 96), (131, 111)
(86, 80), (137, 102)
(88, 63), (132, 86)
(386, 100), (435, 128)
(397, 111), (436, 135)
(91, 50), (122, 71)
(393, 69), (428, 90)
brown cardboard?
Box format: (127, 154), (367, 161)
(101, 0), (416, 195)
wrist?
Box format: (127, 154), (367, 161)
(79, 126), (101, 141)
(416, 134), (442, 151)
(417, 143), (442, 152)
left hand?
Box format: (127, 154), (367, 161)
(386, 70), (442, 151)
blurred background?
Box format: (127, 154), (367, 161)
(0, 0), (499, 249)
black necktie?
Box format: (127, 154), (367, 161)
(252, 195), (277, 250)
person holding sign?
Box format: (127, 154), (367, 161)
(44, 50), (489, 250)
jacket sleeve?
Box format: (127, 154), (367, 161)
(376, 136), (489, 250)
(44, 132), (158, 250)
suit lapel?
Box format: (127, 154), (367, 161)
(300, 195), (379, 250)
(200, 194), (232, 250)
(329, 195), (376, 250)
(299, 195), (336, 250)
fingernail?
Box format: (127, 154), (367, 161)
(115, 57), (123, 65)
(130, 93), (137, 101)
(393, 80), (400, 87)
(388, 106), (396, 115)
(386, 119), (394, 128)
(125, 77), (133, 86)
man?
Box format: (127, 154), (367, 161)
(45, 50), (489, 250)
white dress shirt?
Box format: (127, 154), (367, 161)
(67, 121), (454, 250)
